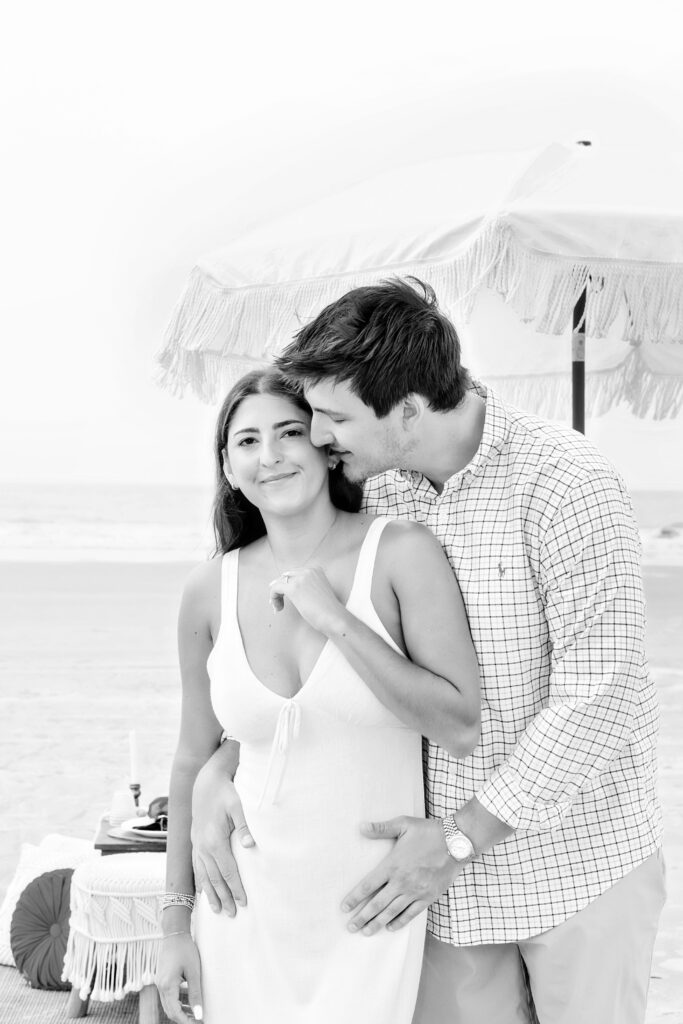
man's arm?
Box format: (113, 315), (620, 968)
(475, 470), (646, 830)
(191, 739), (254, 914)
(342, 470), (648, 934)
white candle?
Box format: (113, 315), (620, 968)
(129, 729), (140, 783)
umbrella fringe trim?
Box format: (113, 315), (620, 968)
(155, 223), (505, 401)
(156, 219), (683, 410)
(488, 350), (683, 421)
(488, 225), (683, 344)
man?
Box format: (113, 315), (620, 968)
(191, 279), (663, 1023)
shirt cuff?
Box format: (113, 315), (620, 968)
(476, 767), (569, 833)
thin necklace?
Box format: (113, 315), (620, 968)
(267, 512), (339, 576)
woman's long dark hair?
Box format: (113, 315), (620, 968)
(212, 368), (363, 555)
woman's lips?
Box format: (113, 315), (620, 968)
(260, 472), (296, 483)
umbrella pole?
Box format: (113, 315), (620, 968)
(572, 287), (587, 434)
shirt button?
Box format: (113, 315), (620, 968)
(548, 580), (559, 592)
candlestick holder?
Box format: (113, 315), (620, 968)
(129, 782), (141, 809)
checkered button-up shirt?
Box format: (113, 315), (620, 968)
(362, 385), (662, 944)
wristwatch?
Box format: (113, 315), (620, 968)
(441, 816), (476, 862)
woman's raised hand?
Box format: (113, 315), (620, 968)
(269, 565), (349, 636)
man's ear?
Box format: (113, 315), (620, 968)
(401, 394), (426, 433)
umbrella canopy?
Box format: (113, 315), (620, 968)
(157, 143), (683, 419)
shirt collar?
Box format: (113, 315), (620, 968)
(460, 380), (509, 481)
(396, 380), (510, 491)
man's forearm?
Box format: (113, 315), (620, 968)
(200, 737), (240, 781)
(454, 796), (514, 855)
(328, 610), (478, 756)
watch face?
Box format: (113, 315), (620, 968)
(450, 839), (473, 856)
(451, 836), (473, 860)
(442, 817), (475, 861)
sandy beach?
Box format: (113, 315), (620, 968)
(1, 557), (682, 1022)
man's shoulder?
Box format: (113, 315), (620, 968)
(499, 399), (622, 489)
(479, 392), (635, 530)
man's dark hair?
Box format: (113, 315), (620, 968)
(276, 277), (471, 417)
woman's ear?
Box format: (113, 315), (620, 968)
(222, 450), (239, 491)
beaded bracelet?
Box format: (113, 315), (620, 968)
(161, 892), (196, 912)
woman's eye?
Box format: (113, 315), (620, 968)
(282, 429), (304, 438)
(238, 437), (258, 446)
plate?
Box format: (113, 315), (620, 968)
(121, 816), (168, 839)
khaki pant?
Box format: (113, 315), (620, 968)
(412, 851), (666, 1024)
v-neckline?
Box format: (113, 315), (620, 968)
(233, 520), (377, 702)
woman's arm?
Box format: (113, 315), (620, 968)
(270, 522), (480, 756)
(157, 561), (223, 1024)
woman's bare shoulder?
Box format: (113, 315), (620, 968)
(181, 555), (223, 606)
(379, 518), (438, 549)
(375, 518), (447, 580)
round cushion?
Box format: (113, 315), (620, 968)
(10, 868), (73, 990)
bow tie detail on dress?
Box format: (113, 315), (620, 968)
(259, 699), (302, 807)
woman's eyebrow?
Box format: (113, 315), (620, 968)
(232, 418), (307, 436)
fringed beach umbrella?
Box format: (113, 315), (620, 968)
(157, 142), (683, 429)
(469, 141), (683, 430)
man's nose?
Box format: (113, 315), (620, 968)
(310, 415), (333, 448)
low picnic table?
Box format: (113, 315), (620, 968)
(93, 817), (167, 856)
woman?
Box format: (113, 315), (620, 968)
(157, 369), (480, 1024)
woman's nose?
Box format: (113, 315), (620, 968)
(259, 438), (283, 465)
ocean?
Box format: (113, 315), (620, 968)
(0, 482), (214, 562)
(1, 482), (682, 564)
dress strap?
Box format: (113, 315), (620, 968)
(221, 549), (239, 627)
(346, 518), (392, 606)
(345, 517), (402, 655)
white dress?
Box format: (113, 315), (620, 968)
(194, 518), (426, 1024)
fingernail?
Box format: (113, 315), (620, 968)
(193, 1006), (203, 1020)
(240, 835), (255, 847)
(347, 921), (358, 932)
(341, 902), (350, 912)
(235, 897), (245, 907)
(210, 903), (220, 914)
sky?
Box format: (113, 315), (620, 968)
(1, 0), (683, 490)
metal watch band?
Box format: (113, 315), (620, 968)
(441, 816), (476, 862)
